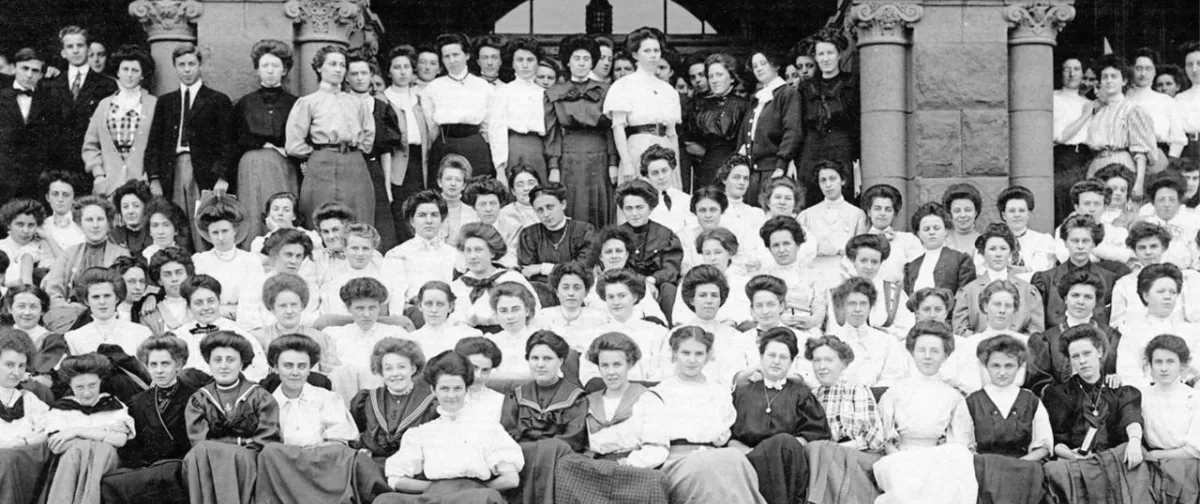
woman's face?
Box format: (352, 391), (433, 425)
(148, 212), (177, 247)
(690, 283), (723, 321)
(810, 345), (846, 387)
(1154, 188), (1181, 221)
(348, 299), (382, 328)
(568, 49), (593, 80)
(116, 60), (143, 90)
(1002, 199), (1030, 232)
(433, 374), (467, 413)
(532, 194), (566, 229)
(419, 289), (452, 326)
(597, 350), (630, 391)
(188, 287), (221, 325)
(1143, 277), (1179, 318)
(910, 335), (948, 377)
(46, 181), (74, 216)
(760, 340), (793, 382)
(535, 65), (557, 88)
(634, 38), (661, 71)
(655, 60), (672, 82)
(700, 239), (732, 272)
(417, 51), (441, 82)
(439, 168), (466, 200)
(9, 292), (42, 330)
(694, 198), (723, 230)
(345, 235), (374, 269)
(1081, 68), (1099, 95)
(984, 291), (1016, 330)
(268, 197), (297, 228)
(206, 220), (237, 252)
(122, 267), (148, 302)
(69, 373), (102, 406)
(1064, 284), (1098, 321)
(851, 248), (882, 279)
(527, 344), (563, 384)
(817, 168), (843, 201)
(751, 53), (779, 84)
(1098, 66), (1126, 98)
(257, 53), (286, 88)
(1187, 52), (1200, 89)
(1132, 56), (1156, 89)
(144, 349), (179, 388)
(603, 283), (636, 320)
(87, 283), (119, 321)
(1151, 348), (1184, 386)
(707, 62), (733, 96)
(389, 55), (413, 87)
(949, 198), (977, 233)
(1154, 74), (1180, 97)
(767, 187), (796, 217)
(982, 237), (1012, 272)
(409, 203), (443, 241)
(1060, 59), (1083, 90)
(495, 295), (529, 332)
(613, 58), (635, 80)
(916, 296), (948, 323)
(750, 291), (783, 327)
(461, 236), (495, 274)
(318, 52), (347, 86)
(620, 195), (651, 227)
(768, 230), (799, 266)
(723, 164), (751, 200)
(918, 215), (948, 249)
(1067, 339), (1103, 382)
(159, 261), (189, 298)
(380, 353), (415, 393)
(120, 195), (145, 230)
(600, 238), (629, 270)
(672, 337), (710, 379)
(512, 172), (539, 205)
(673, 76), (691, 96)
(271, 290), (304, 328)
(7, 213), (37, 245)
(813, 42), (839, 76)
(1105, 177), (1129, 207)
(555, 274), (587, 310)
(208, 347), (244, 385)
(467, 354), (493, 389)
(985, 352), (1021, 388)
(512, 48), (538, 81)
(645, 160), (673, 192)
(867, 197), (895, 230)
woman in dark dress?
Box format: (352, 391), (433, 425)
(234, 39), (300, 244)
(545, 34), (619, 228)
(109, 180), (154, 258)
(730, 327), (832, 504)
(350, 337), (437, 465)
(348, 55), (403, 251)
(687, 53), (750, 188)
(797, 28), (859, 205)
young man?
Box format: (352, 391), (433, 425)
(424, 33), (495, 179)
(1031, 214), (1128, 328)
(642, 145), (691, 231)
(145, 43), (236, 251)
(44, 26), (116, 178)
(0, 48), (64, 202)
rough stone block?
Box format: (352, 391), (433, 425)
(912, 5), (963, 44)
(962, 110), (1009, 176)
(961, 6), (1008, 43)
(914, 44), (1008, 110)
(912, 110), (962, 178)
(196, 2), (297, 99)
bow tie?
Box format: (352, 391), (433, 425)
(0, 394), (24, 422)
(14, 88), (32, 97)
(325, 249), (346, 260)
(461, 270), (508, 303)
(190, 323), (219, 335)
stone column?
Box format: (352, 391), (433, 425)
(850, 2), (923, 215)
(129, 0), (203, 94)
(1006, 1), (1075, 231)
(284, 0), (364, 95)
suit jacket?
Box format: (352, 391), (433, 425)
(145, 84), (236, 192)
(1026, 320), (1121, 396)
(0, 85), (65, 187)
(1030, 261), (1124, 328)
(41, 241), (131, 306)
(43, 68), (117, 170)
(902, 248), (977, 296)
(379, 88), (438, 188)
(952, 274), (1045, 336)
(737, 82), (801, 173)
(81, 92), (158, 194)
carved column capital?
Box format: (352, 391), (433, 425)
(284, 0), (365, 43)
(128, 0), (203, 42)
(849, 2), (923, 47)
(1005, 1), (1076, 46)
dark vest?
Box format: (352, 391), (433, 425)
(966, 388), (1038, 458)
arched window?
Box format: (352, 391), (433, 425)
(495, 0), (716, 34)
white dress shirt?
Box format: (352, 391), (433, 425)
(176, 80), (203, 153)
(273, 383), (359, 446)
(1178, 87), (1200, 135)
(12, 81), (32, 120)
(1053, 89), (1090, 145)
(913, 247), (944, 292)
(424, 70), (493, 126)
(1127, 86), (1187, 155)
(65, 317), (152, 356)
(488, 78), (546, 166)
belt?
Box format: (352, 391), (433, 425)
(441, 123), (481, 138)
(669, 440), (716, 447)
(1056, 144), (1092, 154)
(625, 123), (669, 137)
(1094, 148), (1130, 157)
(311, 143), (358, 153)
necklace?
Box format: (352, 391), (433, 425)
(548, 226), (569, 251)
(1077, 379), (1102, 417)
(763, 383), (784, 413)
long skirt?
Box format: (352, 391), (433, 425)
(695, 141), (736, 188)
(301, 149), (375, 228)
(236, 148), (299, 246)
(392, 149), (426, 244)
(551, 453), (670, 504)
(873, 443), (977, 504)
(173, 153), (206, 252)
(43, 439), (121, 504)
(797, 128), (857, 207)
(972, 453), (1046, 504)
(367, 156), (399, 251)
(745, 433), (810, 504)
(507, 132), (547, 182)
(627, 132), (680, 190)
(1043, 444), (1152, 504)
(747, 162), (777, 209)
(374, 479), (505, 504)
(100, 459), (188, 504)
(804, 440), (882, 504)
(183, 440), (258, 504)
(561, 129), (614, 229)
(509, 438), (573, 504)
(660, 445), (768, 504)
(1149, 458), (1200, 504)
(430, 131), (495, 180)
(255, 443), (389, 504)
(0, 443), (49, 504)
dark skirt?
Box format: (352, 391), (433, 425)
(300, 149), (375, 228)
(696, 141), (736, 188)
(100, 459), (188, 504)
(746, 433), (810, 504)
(0, 443), (49, 504)
(972, 453), (1046, 504)
(392, 148), (425, 244)
(746, 159), (777, 209)
(510, 438), (574, 504)
(374, 479), (506, 504)
(255, 443), (389, 504)
(561, 129), (613, 228)
(1043, 444), (1152, 503)
(236, 148), (299, 246)
(552, 453), (670, 504)
(430, 131), (495, 179)
(367, 156), (399, 251)
(1053, 144), (1093, 225)
(803, 440), (882, 504)
(1149, 458), (1200, 504)
(797, 127), (857, 207)
(507, 131), (547, 182)
(183, 440), (259, 504)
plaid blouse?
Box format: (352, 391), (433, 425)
(815, 380), (885, 452)
(105, 100), (143, 156)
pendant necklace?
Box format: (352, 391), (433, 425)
(763, 385), (783, 414)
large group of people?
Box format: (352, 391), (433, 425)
(0, 18), (1199, 504)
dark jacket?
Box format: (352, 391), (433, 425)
(1026, 320), (1121, 396)
(738, 82), (801, 173)
(43, 68), (117, 171)
(1030, 261), (1125, 328)
(0, 84), (65, 189)
(902, 248), (977, 295)
(146, 84), (237, 192)
(121, 382), (199, 468)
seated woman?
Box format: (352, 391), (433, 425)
(191, 195), (263, 321)
(256, 334), (387, 504)
(42, 196), (131, 329)
(377, 351), (523, 504)
(454, 336), (507, 422)
(44, 353), (135, 504)
(109, 180), (153, 258)
(903, 202), (977, 296)
(1026, 269), (1120, 395)
(250, 272), (341, 374)
(760, 215), (827, 337)
(4, 285), (67, 387)
(587, 226), (667, 321)
(434, 155), (480, 247)
(670, 264), (755, 386)
(797, 160), (868, 281)
(319, 223), (401, 317)
(552, 332), (672, 504)
(1111, 222), (1200, 325)
(859, 184), (924, 283)
(909, 286), (954, 325)
(995, 186), (1058, 276)
(0, 328), (51, 504)
(1140, 334), (1200, 496)
(954, 223), (1045, 336)
(677, 186), (763, 277)
(1041, 324), (1146, 503)
(236, 228), (321, 329)
(614, 180), (683, 321)
(966, 334), (1052, 504)
(826, 234), (914, 340)
(942, 183), (983, 254)
(112, 255), (152, 323)
(496, 166), (541, 257)
(183, 331), (281, 504)
(172, 274), (270, 382)
(761, 176), (802, 219)
(325, 277), (409, 402)
(578, 269), (668, 383)
(350, 338), (437, 464)
(140, 198), (192, 261)
(530, 263), (608, 334)
(461, 177), (517, 269)
(804, 335), (886, 504)
(653, 326), (768, 504)
(64, 266), (152, 358)
(100, 336), (196, 504)
(451, 222), (540, 333)
(500, 330), (587, 504)
(40, 171), (85, 252)
(387, 190), (461, 311)
(1115, 263), (1200, 391)
(406, 281), (483, 359)
(672, 227), (752, 325)
(942, 280), (1031, 394)
(139, 247), (194, 335)
(873, 320), (976, 504)
(821, 277), (911, 388)
(248, 192), (323, 256)
(484, 282), (542, 381)
(0, 198), (61, 289)
(730, 327), (831, 504)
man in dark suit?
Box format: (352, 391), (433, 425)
(0, 48), (65, 202)
(42, 26), (117, 183)
(1026, 268), (1121, 395)
(1031, 214), (1127, 329)
(145, 43), (236, 251)
(902, 202), (977, 295)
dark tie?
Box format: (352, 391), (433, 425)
(190, 323), (218, 335)
(461, 270), (508, 303)
(71, 72), (82, 100)
(14, 88), (32, 97)
(0, 394), (24, 422)
(180, 88), (192, 148)
(662, 191), (672, 210)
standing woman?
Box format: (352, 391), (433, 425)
(738, 50), (801, 204)
(798, 28), (859, 205)
(285, 44), (376, 226)
(414, 45), (442, 89)
(381, 45), (437, 242)
(233, 40), (300, 244)
(687, 53), (750, 187)
(546, 34), (619, 228)
(489, 37), (547, 181)
(424, 33), (496, 179)
(605, 27), (683, 190)
(82, 45), (157, 197)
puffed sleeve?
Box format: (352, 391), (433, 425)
(285, 96), (314, 158)
(349, 389), (372, 434)
(185, 392), (212, 444)
(1126, 104), (1157, 165)
(321, 389), (360, 443)
(653, 227), (683, 286)
(627, 392), (670, 468)
(774, 86), (802, 172)
(602, 78), (633, 118)
(485, 423), (526, 473)
(794, 388), (833, 442)
(384, 426), (425, 479)
(372, 101), (403, 158)
(1041, 383), (1075, 447)
(488, 86), (509, 167)
(1184, 394), (1200, 458)
(1115, 385), (1144, 436)
(1030, 398), (1054, 453)
(544, 94), (562, 172)
(947, 394), (974, 447)
(247, 388), (282, 451)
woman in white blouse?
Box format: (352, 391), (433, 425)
(760, 215), (825, 337)
(1115, 263), (1200, 391)
(0, 329), (52, 504)
(484, 281), (540, 381)
(4, 286), (63, 386)
(141, 198), (191, 262)
(495, 166), (540, 254)
(406, 281), (482, 360)
(797, 160), (868, 279)
(531, 262), (608, 335)
(488, 37), (547, 181)
(586, 227), (666, 321)
(450, 223), (540, 333)
(605, 27), (682, 189)
(0, 199), (61, 288)
(1141, 334), (1200, 464)
(678, 187), (762, 276)
(192, 195), (262, 320)
(995, 186), (1058, 276)
(673, 227), (752, 325)
(943, 280), (1030, 395)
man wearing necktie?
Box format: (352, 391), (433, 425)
(0, 48), (65, 202)
(642, 144), (692, 230)
(43, 26), (116, 182)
